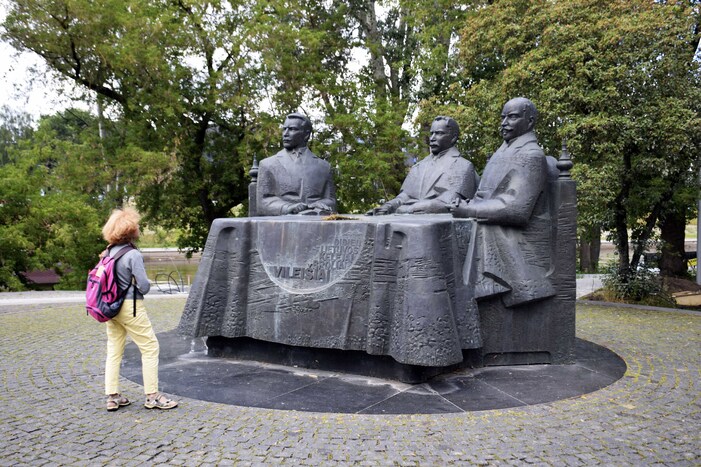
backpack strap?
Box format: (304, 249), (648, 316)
(109, 243), (138, 315)
(108, 243), (136, 261)
(131, 276), (137, 318)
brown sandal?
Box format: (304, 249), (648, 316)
(106, 394), (131, 411)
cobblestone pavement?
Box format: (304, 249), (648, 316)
(0, 297), (698, 466)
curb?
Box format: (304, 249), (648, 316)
(577, 299), (701, 316)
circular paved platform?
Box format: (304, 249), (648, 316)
(123, 332), (626, 414)
(0, 297), (698, 465)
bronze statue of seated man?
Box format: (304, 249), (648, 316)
(368, 116), (478, 215)
(451, 97), (557, 307)
(256, 112), (337, 216)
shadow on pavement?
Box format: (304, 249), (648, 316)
(123, 332), (626, 414)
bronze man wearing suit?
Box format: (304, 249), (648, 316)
(451, 98), (557, 307)
(257, 113), (337, 216)
(370, 116), (478, 215)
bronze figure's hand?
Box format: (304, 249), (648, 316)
(286, 203), (309, 214)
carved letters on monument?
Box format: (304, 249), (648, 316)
(257, 222), (366, 293)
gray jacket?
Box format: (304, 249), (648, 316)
(107, 244), (151, 300)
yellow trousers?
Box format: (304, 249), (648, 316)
(105, 300), (160, 395)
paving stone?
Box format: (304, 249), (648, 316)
(0, 299), (699, 464)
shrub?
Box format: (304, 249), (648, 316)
(601, 263), (676, 308)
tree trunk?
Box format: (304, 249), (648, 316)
(613, 153), (632, 272)
(591, 235), (601, 272)
(579, 226), (601, 273)
(579, 240), (591, 273)
(355, 1), (389, 99)
(659, 208), (688, 277)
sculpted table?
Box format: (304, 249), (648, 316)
(178, 214), (483, 368)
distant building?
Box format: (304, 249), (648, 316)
(21, 270), (61, 290)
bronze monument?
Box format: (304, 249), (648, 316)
(369, 116), (478, 215)
(451, 97), (557, 307)
(256, 113), (337, 216)
(179, 103), (577, 382)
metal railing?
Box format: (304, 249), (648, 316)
(154, 270), (186, 294)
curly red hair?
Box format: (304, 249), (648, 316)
(102, 207), (141, 245)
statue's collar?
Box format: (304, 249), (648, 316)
(503, 131), (537, 149)
(285, 146), (308, 158)
(430, 146), (458, 159)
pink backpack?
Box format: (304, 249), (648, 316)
(85, 244), (136, 322)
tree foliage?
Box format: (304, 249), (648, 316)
(421, 0), (701, 273)
(3, 0), (270, 251)
(249, 0), (478, 211)
(3, 0), (480, 235)
(3, 0), (700, 285)
(0, 110), (109, 290)
(0, 106), (34, 166)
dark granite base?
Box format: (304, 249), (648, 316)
(122, 332), (626, 414)
(206, 336), (483, 383)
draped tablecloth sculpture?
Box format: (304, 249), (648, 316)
(178, 215), (481, 368)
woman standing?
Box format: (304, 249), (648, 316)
(101, 207), (178, 411)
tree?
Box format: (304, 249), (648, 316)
(420, 0), (701, 275)
(3, 0), (486, 235)
(0, 106), (34, 166)
(3, 0), (273, 251)
(0, 110), (107, 290)
(11, 0), (697, 280)
(248, 0), (480, 212)
(244, 0), (409, 212)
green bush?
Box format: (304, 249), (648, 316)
(138, 226), (181, 249)
(601, 263), (676, 307)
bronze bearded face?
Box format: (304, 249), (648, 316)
(429, 119), (457, 155)
(500, 99), (534, 143)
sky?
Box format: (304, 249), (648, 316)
(1, 41), (83, 120)
(0, 1), (86, 121)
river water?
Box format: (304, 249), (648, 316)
(142, 250), (201, 294)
